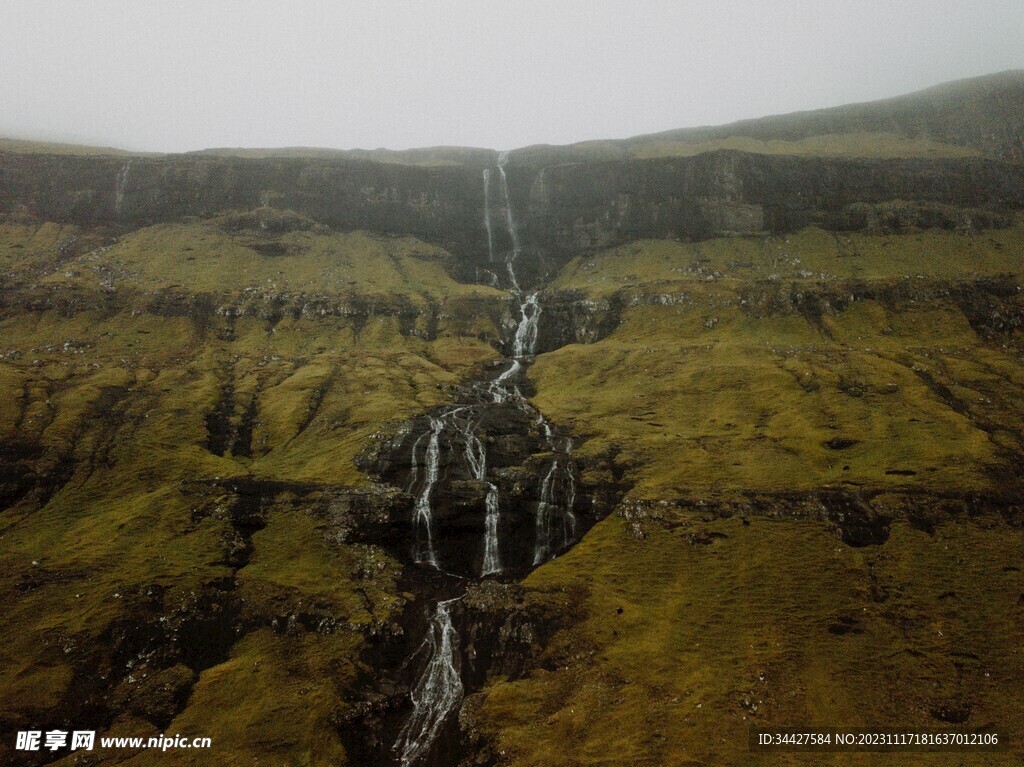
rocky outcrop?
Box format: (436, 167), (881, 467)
(616, 488), (1024, 547)
(4, 148), (1023, 285)
(516, 152), (1024, 259)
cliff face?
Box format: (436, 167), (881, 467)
(518, 152), (1024, 252)
(0, 152), (492, 262)
(3, 148), (1023, 286)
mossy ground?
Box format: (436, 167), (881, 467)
(486, 222), (1024, 765)
(536, 221), (1024, 498)
(476, 511), (1024, 766)
(564, 131), (983, 163)
(0, 214), (501, 764)
(2, 205), (1024, 766)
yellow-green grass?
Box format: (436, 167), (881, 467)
(36, 218), (504, 301)
(68, 629), (360, 767)
(476, 511), (1024, 766)
(0, 315), (448, 763)
(550, 219), (1024, 298)
(4, 208), (1024, 766)
(0, 216), (502, 761)
(560, 131), (983, 163)
(535, 223), (1024, 498)
(628, 131), (983, 160)
(530, 294), (1023, 498)
(0, 138), (151, 156)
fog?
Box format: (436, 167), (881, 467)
(2, 0), (1022, 153)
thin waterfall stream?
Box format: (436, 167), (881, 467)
(392, 599), (463, 767)
(386, 152), (583, 766)
(114, 161), (132, 216)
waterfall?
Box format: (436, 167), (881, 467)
(412, 416), (444, 567)
(114, 161), (131, 216)
(497, 151), (521, 292)
(481, 484), (502, 575)
(512, 291), (541, 358)
(406, 431), (427, 494)
(452, 415), (502, 576)
(488, 358), (521, 405)
(533, 457), (578, 565)
(459, 418), (486, 482)
(483, 169), (495, 262)
(533, 461), (558, 564)
(393, 151), (586, 764)
(393, 599), (464, 767)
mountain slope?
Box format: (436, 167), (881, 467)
(1, 72), (1024, 766)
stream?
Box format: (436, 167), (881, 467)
(380, 151), (586, 766)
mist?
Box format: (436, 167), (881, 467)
(2, 0), (1023, 153)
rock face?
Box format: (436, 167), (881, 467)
(519, 152), (1024, 255)
(4, 149), (1023, 286)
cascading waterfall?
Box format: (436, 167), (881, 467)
(393, 599), (463, 767)
(114, 161), (131, 216)
(406, 432), (427, 494)
(497, 151), (522, 292)
(459, 417), (486, 482)
(459, 419), (503, 577)
(512, 291), (541, 358)
(533, 457), (579, 565)
(392, 150), (581, 765)
(412, 416), (444, 568)
(487, 358), (521, 405)
(481, 485), (502, 575)
(482, 168), (494, 262)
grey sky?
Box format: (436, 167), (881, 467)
(3, 0), (1023, 153)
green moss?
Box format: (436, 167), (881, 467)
(0, 214), (507, 762)
(153, 630), (357, 766)
(478, 512), (1024, 766)
(536, 223), (1024, 498)
(551, 218), (1024, 298)
(40, 218), (504, 301)
(237, 505), (402, 627)
(531, 297), (1006, 497)
(4, 204), (1024, 765)
(627, 131), (983, 160)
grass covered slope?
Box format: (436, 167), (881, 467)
(465, 221), (1024, 765)
(3, 188), (1024, 766)
(475, 511), (1024, 766)
(535, 221), (1024, 498)
(0, 211), (504, 765)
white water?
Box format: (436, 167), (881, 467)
(532, 457), (578, 565)
(497, 151), (522, 292)
(488, 358), (520, 405)
(412, 416), (444, 567)
(410, 408), (503, 577)
(481, 483), (502, 575)
(114, 162), (131, 216)
(393, 598), (464, 767)
(453, 417), (503, 576)
(394, 151), (584, 763)
(406, 431), (427, 494)
(512, 291), (541, 358)
(482, 168), (495, 262)
(459, 418), (486, 482)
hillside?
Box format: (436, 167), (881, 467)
(1, 73), (1024, 766)
(518, 69), (1024, 164)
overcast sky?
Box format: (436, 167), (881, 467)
(3, 1), (1023, 153)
